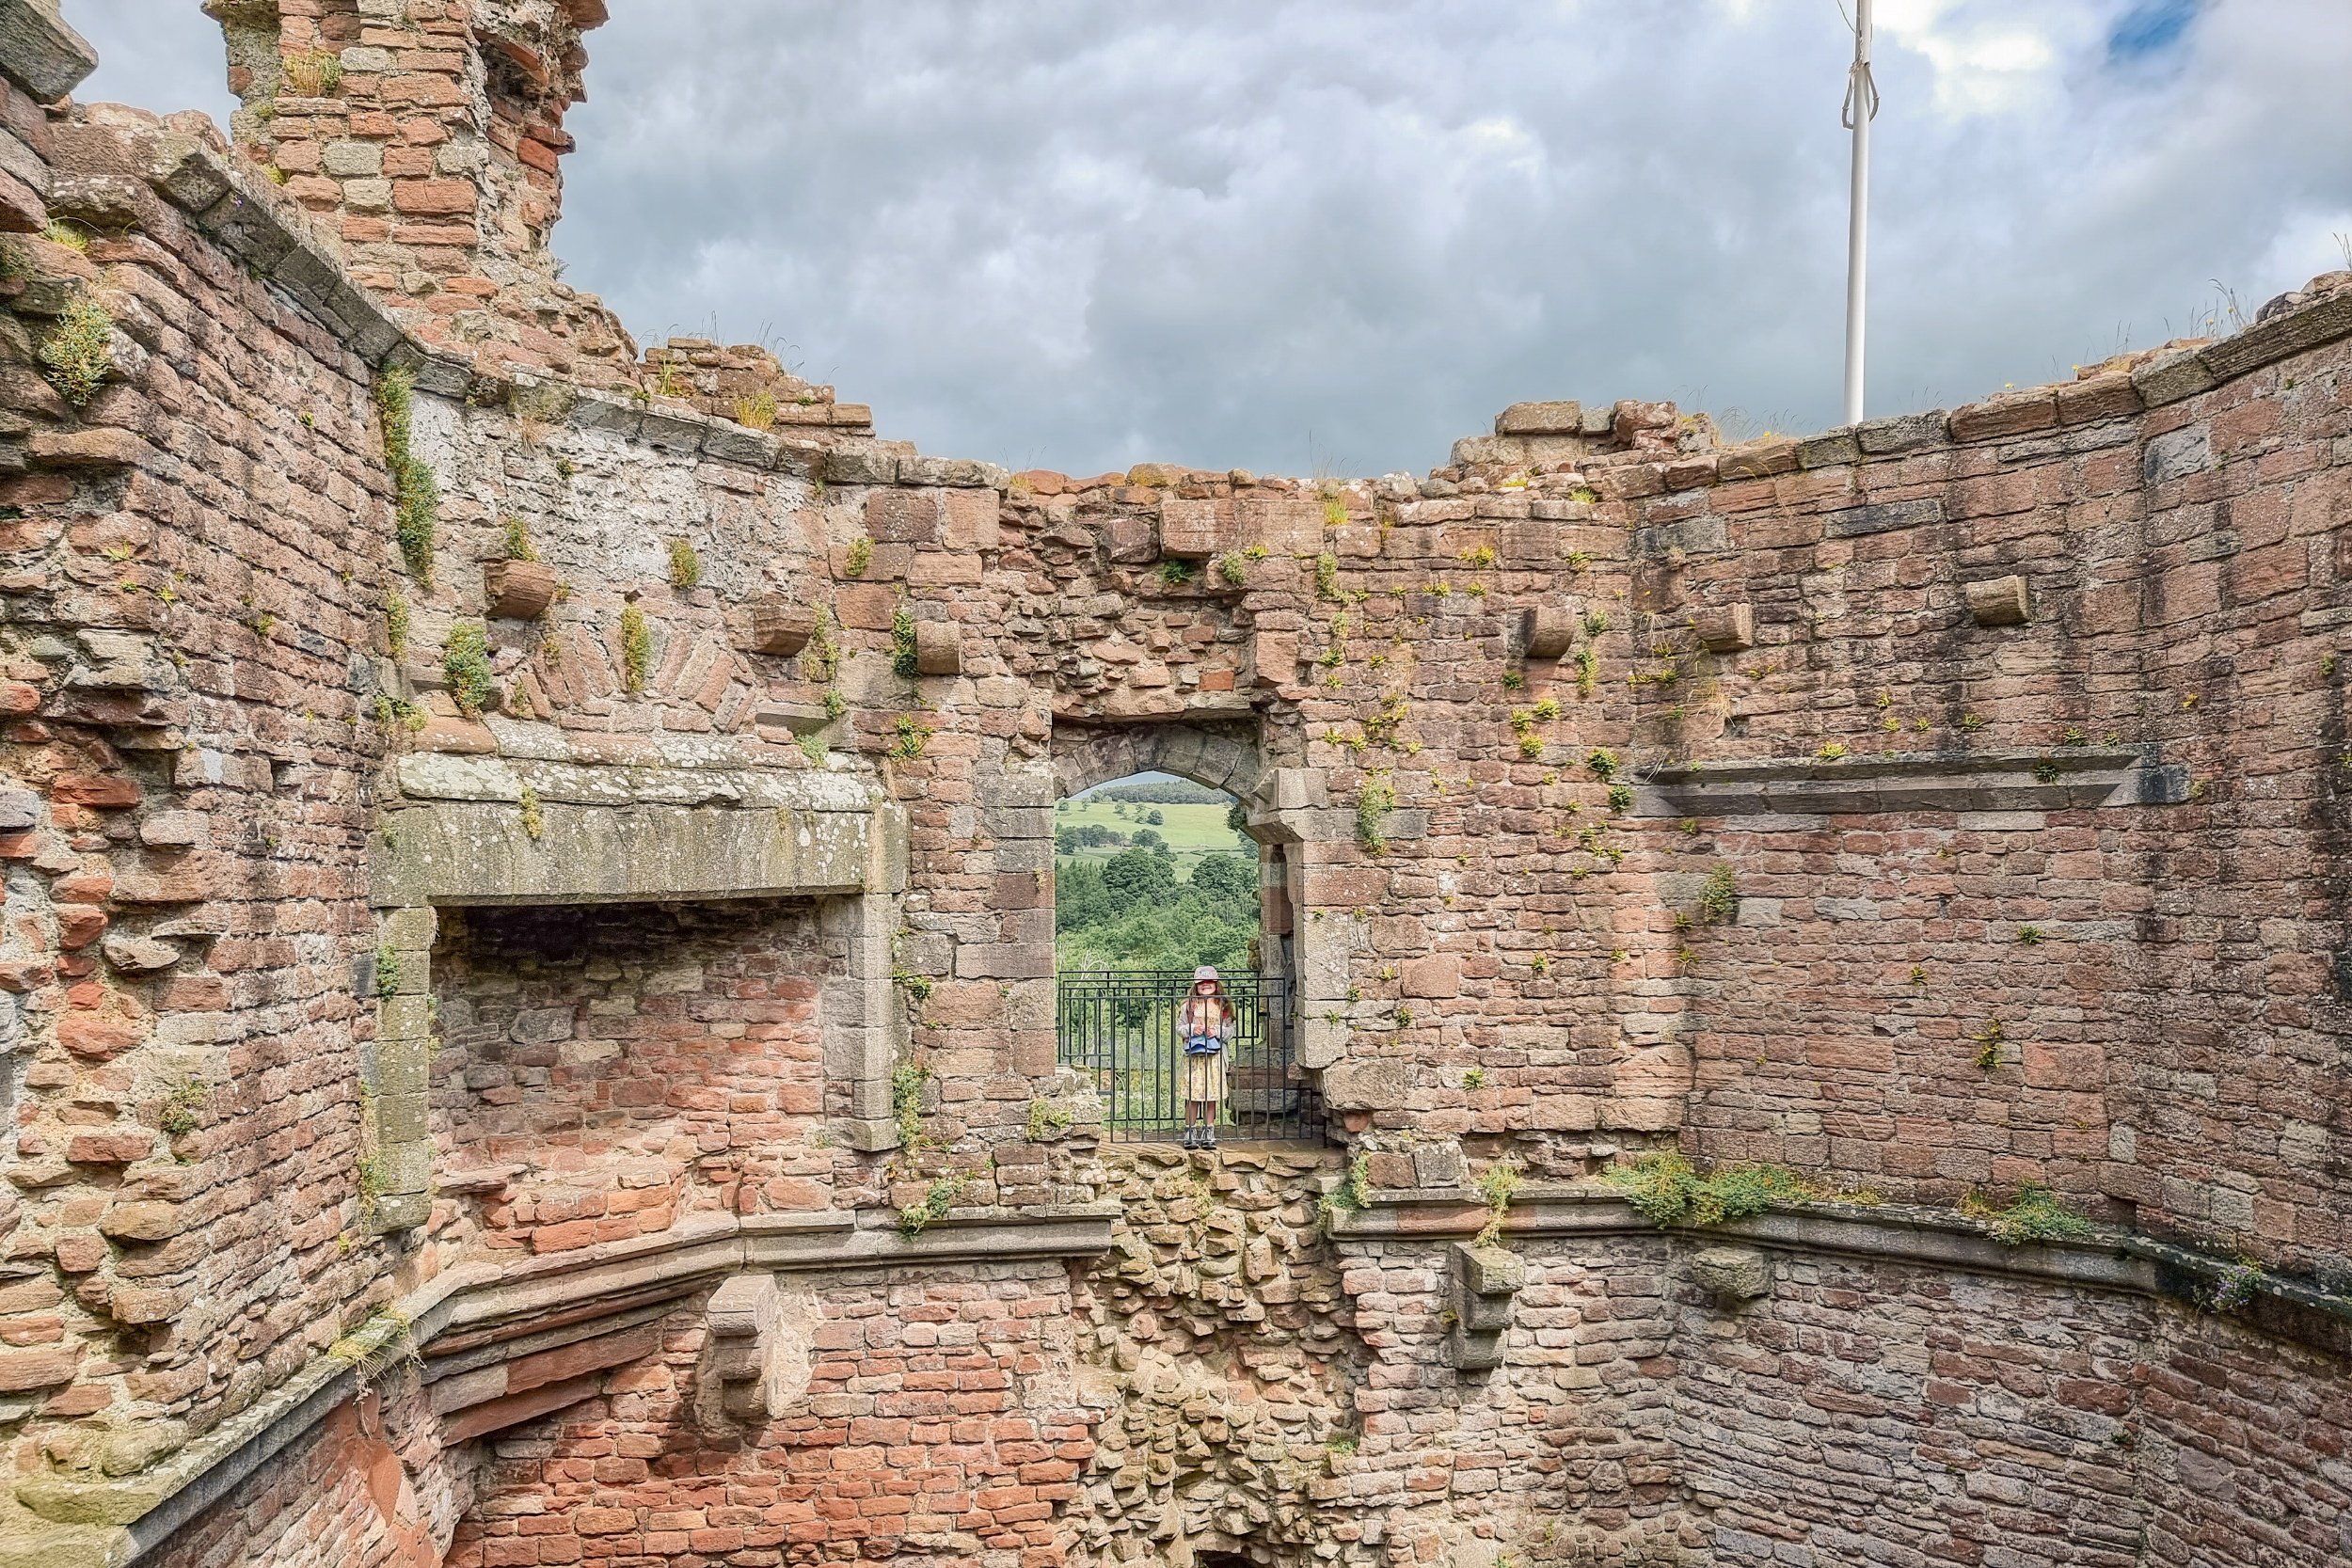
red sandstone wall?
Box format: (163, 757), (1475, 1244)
(151, 1383), (469, 1568)
(0, 162), (400, 1450)
(1615, 330), (2352, 1273)
(441, 1261), (1091, 1567)
(5, 4), (2349, 1556)
(425, 900), (846, 1259)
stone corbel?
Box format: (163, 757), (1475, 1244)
(702, 1274), (818, 1425)
(1688, 1244), (1772, 1304)
(1964, 574), (2032, 626)
(1448, 1242), (1523, 1372)
(1691, 602), (1754, 652)
(1521, 606), (1577, 659)
(914, 620), (961, 674)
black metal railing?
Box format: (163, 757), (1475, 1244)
(1056, 970), (1322, 1144)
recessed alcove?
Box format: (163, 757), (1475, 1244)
(429, 898), (844, 1256)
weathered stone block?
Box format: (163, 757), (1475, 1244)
(1963, 575), (2031, 627)
(740, 595), (815, 657)
(1494, 400), (1581, 436)
(1688, 1245), (1772, 1301)
(1691, 602), (1753, 652)
(913, 620), (961, 675)
(484, 559), (557, 620)
(1235, 496), (1324, 554)
(1825, 497), (1943, 538)
(865, 488), (944, 545)
(1157, 497), (1235, 559)
(2143, 425), (2212, 484)
(1521, 606), (1575, 659)
(1400, 954), (1460, 998)
(1248, 629), (1296, 688)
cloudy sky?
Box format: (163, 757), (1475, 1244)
(66, 0), (2352, 478)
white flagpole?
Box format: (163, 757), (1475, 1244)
(1841, 0), (1879, 426)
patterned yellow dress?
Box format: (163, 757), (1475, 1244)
(1177, 993), (1232, 1106)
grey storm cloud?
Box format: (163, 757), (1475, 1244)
(67, 0), (2352, 479)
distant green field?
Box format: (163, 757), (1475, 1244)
(1054, 798), (1249, 875)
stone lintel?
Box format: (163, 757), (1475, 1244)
(1628, 748), (2185, 817)
(372, 797), (874, 908)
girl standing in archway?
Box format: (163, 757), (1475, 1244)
(1177, 965), (1234, 1148)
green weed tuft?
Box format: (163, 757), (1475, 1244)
(441, 622), (495, 719)
(1605, 1151), (1813, 1227)
(620, 604), (652, 690)
(374, 369), (437, 584)
(38, 294), (115, 407)
(1965, 1184), (2096, 1247)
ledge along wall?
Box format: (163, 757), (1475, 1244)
(0, 3), (2344, 1565)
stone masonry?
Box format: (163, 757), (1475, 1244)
(0, 4), (2342, 1566)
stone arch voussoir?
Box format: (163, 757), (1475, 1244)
(1051, 718), (1269, 807)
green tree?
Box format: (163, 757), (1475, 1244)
(1189, 852), (1257, 910)
(1102, 847), (1177, 907)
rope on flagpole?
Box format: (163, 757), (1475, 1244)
(1839, 0), (1877, 427)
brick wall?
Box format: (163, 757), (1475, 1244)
(0, 127), (402, 1485)
(424, 899), (843, 1259)
(4, 3), (2348, 1560)
(442, 1261), (1090, 1567)
(217, 0), (635, 385)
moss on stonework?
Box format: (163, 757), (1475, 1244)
(1605, 1151), (1812, 1227)
(891, 607), (920, 679)
(1965, 1183), (2096, 1247)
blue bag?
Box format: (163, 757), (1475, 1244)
(1184, 1033), (1223, 1056)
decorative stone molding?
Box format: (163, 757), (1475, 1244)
(701, 1274), (818, 1425)
(1963, 573), (2032, 626)
(1447, 1242), (1524, 1372)
(1629, 746), (2188, 818)
(86, 1208), (1118, 1567)
(361, 757), (907, 1223)
(372, 755), (885, 908)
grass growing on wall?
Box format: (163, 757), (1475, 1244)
(374, 368), (437, 584)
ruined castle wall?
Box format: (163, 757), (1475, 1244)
(2, 5), (2349, 1562)
(1603, 328), (2352, 1275)
(150, 1379), (475, 1568)
(1669, 1252), (2352, 1567)
(0, 128), (408, 1491)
